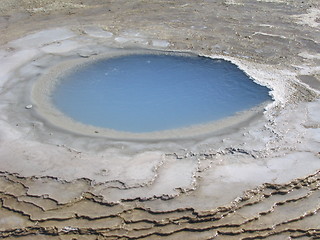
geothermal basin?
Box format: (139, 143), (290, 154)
(0, 0), (320, 239)
(39, 53), (271, 136)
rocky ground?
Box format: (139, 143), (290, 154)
(0, 0), (319, 239)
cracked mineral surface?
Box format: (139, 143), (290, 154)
(0, 0), (319, 239)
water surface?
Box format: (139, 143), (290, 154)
(52, 54), (271, 133)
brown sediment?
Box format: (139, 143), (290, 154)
(0, 171), (319, 239)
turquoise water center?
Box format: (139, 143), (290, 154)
(52, 54), (271, 133)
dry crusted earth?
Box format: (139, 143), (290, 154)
(0, 0), (320, 239)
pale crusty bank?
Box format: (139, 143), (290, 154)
(0, 0), (319, 239)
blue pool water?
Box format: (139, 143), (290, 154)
(52, 54), (271, 133)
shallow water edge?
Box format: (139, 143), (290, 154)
(32, 48), (272, 140)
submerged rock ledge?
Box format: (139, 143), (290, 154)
(0, 0), (319, 239)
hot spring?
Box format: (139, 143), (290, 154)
(45, 53), (271, 135)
